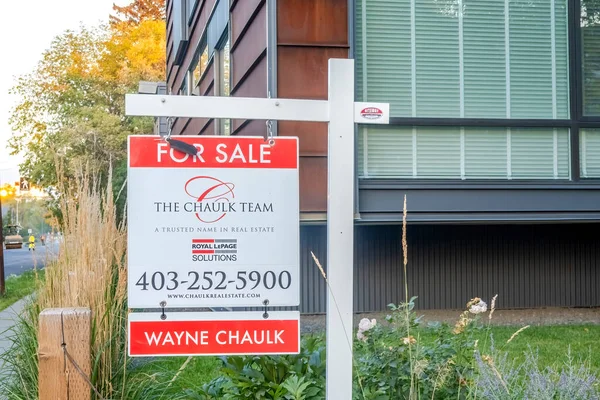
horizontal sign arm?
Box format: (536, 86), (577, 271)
(125, 94), (330, 122)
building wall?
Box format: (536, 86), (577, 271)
(167, 0), (217, 135)
(276, 0), (349, 213)
(230, 0), (268, 136)
(300, 224), (600, 313)
(166, 0), (350, 212)
(166, 0), (268, 136)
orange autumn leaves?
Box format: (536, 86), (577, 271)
(8, 0), (166, 187)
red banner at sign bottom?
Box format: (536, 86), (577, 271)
(129, 317), (300, 356)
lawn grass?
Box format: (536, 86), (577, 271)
(472, 324), (600, 371)
(134, 324), (600, 395)
(413, 323), (600, 372)
(0, 269), (43, 312)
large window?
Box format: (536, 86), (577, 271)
(356, 0), (569, 119)
(582, 1), (600, 115)
(359, 127), (570, 179)
(355, 0), (588, 180)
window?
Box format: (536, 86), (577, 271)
(217, 38), (231, 135)
(171, 0), (187, 65)
(355, 0), (576, 180)
(187, 0), (197, 22)
(580, 129), (600, 177)
(582, 0), (600, 116)
(359, 127), (570, 179)
(179, 72), (190, 96)
(356, 0), (569, 119)
(191, 45), (209, 95)
(208, 0), (229, 55)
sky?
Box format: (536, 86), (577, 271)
(0, 0), (131, 186)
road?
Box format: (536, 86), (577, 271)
(2, 241), (59, 277)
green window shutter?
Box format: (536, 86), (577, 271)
(362, 0), (412, 116)
(357, 128), (365, 176)
(464, 128), (508, 178)
(557, 128), (570, 176)
(415, 1), (460, 117)
(510, 0), (551, 118)
(360, 127), (570, 179)
(581, 129), (600, 177)
(361, 127), (414, 178)
(355, 0), (363, 102)
(582, 24), (600, 116)
(358, 0), (569, 119)
(357, 0), (571, 180)
(463, 1), (506, 118)
(555, 0), (569, 119)
(416, 128), (461, 177)
(510, 128), (569, 178)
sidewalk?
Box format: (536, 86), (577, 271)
(0, 297), (31, 363)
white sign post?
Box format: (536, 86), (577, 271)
(125, 58), (389, 399)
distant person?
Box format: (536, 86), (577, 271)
(40, 235), (46, 246)
(28, 234), (35, 251)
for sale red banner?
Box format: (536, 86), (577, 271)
(128, 312), (300, 357)
(129, 136), (297, 169)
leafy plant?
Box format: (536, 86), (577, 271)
(352, 297), (484, 400)
(192, 335), (326, 400)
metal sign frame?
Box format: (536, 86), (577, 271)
(125, 58), (389, 399)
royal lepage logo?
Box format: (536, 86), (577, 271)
(192, 239), (238, 262)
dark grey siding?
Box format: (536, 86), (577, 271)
(358, 182), (600, 223)
(298, 224), (600, 313)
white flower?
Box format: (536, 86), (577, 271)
(357, 318), (377, 342)
(358, 318), (376, 332)
(469, 301), (488, 315)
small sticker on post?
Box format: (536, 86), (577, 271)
(354, 102), (390, 124)
(360, 107), (383, 120)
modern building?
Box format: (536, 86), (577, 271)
(164, 0), (600, 312)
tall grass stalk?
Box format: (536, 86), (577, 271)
(41, 164), (128, 397)
(1, 162), (183, 399)
(401, 195), (417, 400)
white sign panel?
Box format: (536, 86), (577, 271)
(127, 135), (299, 309)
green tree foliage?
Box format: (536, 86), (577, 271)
(8, 0), (165, 206)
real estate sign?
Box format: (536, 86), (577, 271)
(127, 135), (300, 309)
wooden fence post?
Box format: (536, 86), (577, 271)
(38, 308), (92, 400)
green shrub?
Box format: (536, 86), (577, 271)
(352, 297), (484, 400)
(192, 335), (326, 399)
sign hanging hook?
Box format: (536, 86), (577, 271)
(264, 91), (276, 147)
(165, 117), (174, 141)
(265, 120), (275, 147)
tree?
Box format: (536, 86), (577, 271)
(9, 11), (165, 196)
(110, 0), (165, 26)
